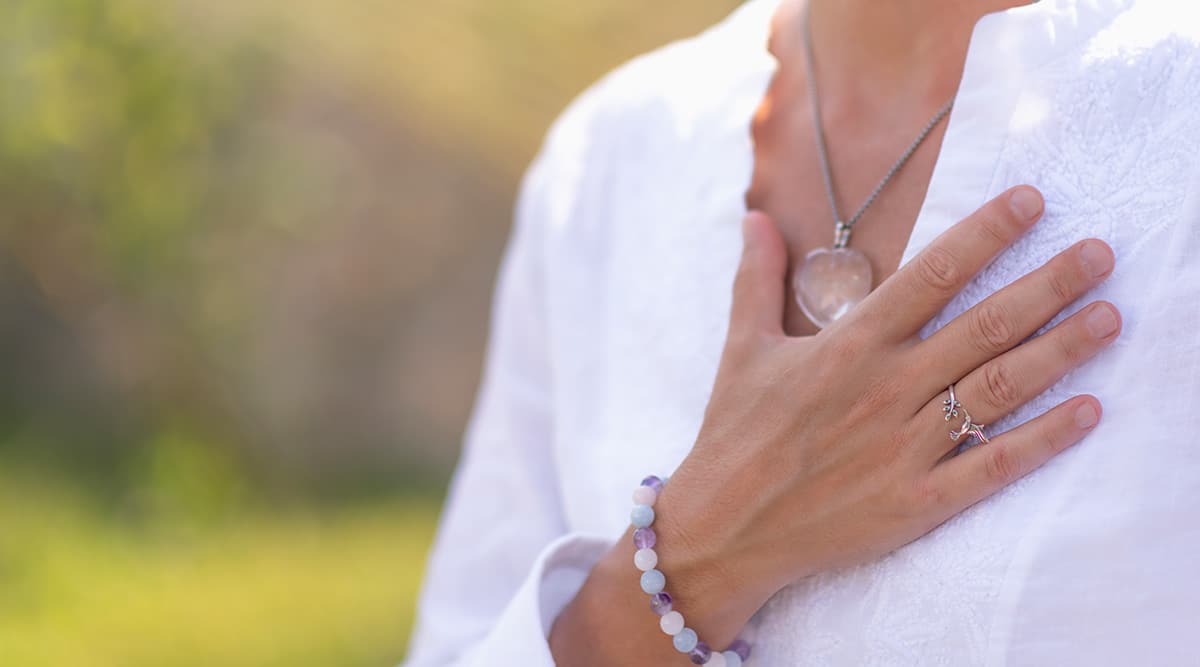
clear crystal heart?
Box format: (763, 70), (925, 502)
(792, 246), (874, 329)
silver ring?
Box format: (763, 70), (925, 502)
(943, 384), (990, 444)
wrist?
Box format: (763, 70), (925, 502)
(646, 477), (776, 649)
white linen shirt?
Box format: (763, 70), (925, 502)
(404, 0), (1200, 664)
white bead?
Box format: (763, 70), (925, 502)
(659, 610), (685, 635)
(630, 504), (655, 528)
(632, 485), (658, 506)
(707, 652), (728, 667)
(633, 548), (658, 571)
(722, 651), (743, 667)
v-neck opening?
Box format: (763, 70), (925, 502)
(736, 0), (1064, 312)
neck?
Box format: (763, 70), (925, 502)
(803, 0), (1032, 102)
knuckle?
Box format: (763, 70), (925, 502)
(877, 417), (915, 460)
(911, 476), (948, 512)
(984, 443), (1022, 485)
(867, 374), (904, 408)
(1053, 327), (1084, 365)
(724, 326), (756, 356)
(821, 329), (865, 365)
(981, 361), (1021, 409)
(1037, 419), (1067, 456)
(969, 302), (1017, 353)
(975, 210), (1012, 246)
(914, 246), (963, 294)
(1045, 269), (1077, 304)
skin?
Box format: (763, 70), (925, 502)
(751, 0), (1037, 336)
(550, 1), (1120, 664)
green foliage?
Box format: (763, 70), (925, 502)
(0, 0), (260, 279)
(0, 0), (274, 492)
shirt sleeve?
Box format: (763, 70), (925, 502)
(401, 106), (617, 665)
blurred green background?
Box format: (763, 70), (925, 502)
(0, 0), (740, 664)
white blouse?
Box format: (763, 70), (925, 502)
(403, 0), (1200, 664)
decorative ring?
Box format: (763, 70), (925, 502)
(943, 384), (990, 444)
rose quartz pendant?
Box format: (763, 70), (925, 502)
(792, 246), (874, 329)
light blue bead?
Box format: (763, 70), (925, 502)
(639, 568), (665, 594)
(673, 627), (698, 653)
(630, 504), (655, 528)
(723, 651), (743, 667)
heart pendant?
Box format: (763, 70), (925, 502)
(792, 246), (874, 329)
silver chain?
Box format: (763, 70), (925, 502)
(802, 5), (955, 248)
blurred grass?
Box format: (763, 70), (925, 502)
(0, 466), (440, 666)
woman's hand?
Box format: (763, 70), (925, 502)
(656, 185), (1118, 642)
(551, 186), (1118, 665)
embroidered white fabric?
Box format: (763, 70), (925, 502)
(403, 1), (1200, 664)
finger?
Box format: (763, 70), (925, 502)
(911, 239), (1115, 397)
(730, 211), (788, 339)
(850, 186), (1044, 340)
(916, 301), (1120, 456)
(928, 395), (1100, 511)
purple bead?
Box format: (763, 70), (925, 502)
(649, 592), (673, 615)
(728, 639), (751, 661)
(689, 641), (712, 664)
(640, 475), (665, 493)
(633, 527), (657, 549)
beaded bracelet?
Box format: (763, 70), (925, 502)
(630, 475), (752, 666)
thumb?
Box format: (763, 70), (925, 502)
(730, 210), (788, 339)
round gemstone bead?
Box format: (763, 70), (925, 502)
(659, 611), (685, 635)
(639, 568), (665, 594)
(634, 548), (658, 571)
(721, 651), (742, 667)
(633, 527), (657, 549)
(728, 639), (751, 661)
(649, 592), (673, 616)
(630, 504), (655, 528)
(708, 652), (728, 667)
(632, 485), (658, 506)
(640, 475), (665, 493)
(673, 628), (699, 653)
(689, 641), (712, 664)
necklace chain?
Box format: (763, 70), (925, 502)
(801, 6), (956, 248)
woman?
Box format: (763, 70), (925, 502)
(405, 0), (1200, 664)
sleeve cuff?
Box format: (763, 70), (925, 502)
(462, 532), (614, 665)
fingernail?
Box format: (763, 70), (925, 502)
(1074, 402), (1099, 429)
(1079, 240), (1114, 279)
(1009, 187), (1043, 223)
(1086, 304), (1119, 339)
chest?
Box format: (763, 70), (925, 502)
(746, 64), (950, 336)
(540, 5), (1200, 662)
